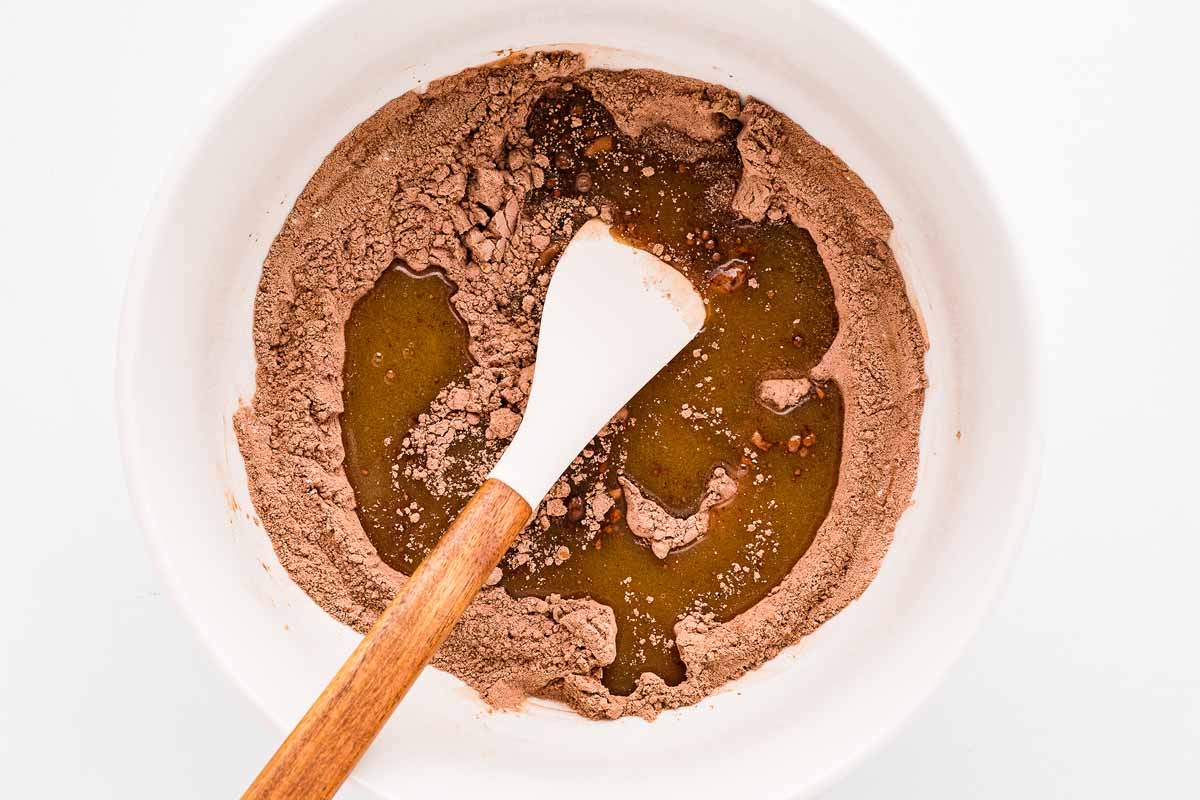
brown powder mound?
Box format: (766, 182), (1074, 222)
(621, 468), (737, 559)
(758, 377), (812, 412)
(234, 51), (926, 720)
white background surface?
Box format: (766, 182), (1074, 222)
(1, 0), (1196, 796)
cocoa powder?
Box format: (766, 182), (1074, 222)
(234, 51), (926, 720)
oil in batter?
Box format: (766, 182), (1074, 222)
(341, 86), (842, 695)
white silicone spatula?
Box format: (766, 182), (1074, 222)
(244, 218), (706, 800)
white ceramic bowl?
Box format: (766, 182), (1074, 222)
(117, 1), (1044, 797)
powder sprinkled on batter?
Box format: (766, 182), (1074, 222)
(234, 51), (926, 720)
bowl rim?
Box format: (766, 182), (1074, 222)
(116, 1), (1047, 796)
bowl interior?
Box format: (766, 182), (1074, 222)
(118, 2), (1042, 798)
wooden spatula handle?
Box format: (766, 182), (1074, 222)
(243, 478), (532, 800)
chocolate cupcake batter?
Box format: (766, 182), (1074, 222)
(234, 51), (927, 720)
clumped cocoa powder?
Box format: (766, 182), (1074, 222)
(622, 468), (737, 559)
(234, 51), (926, 720)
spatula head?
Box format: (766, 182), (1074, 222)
(489, 219), (706, 506)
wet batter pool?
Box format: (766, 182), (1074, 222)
(341, 86), (842, 695)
